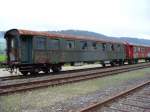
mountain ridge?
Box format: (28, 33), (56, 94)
(49, 30), (150, 46)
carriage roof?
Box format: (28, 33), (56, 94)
(5, 29), (125, 44)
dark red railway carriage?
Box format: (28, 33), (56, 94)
(125, 42), (150, 63)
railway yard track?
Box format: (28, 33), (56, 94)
(79, 80), (150, 112)
(0, 65), (107, 81)
(0, 62), (150, 95)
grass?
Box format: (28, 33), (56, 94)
(0, 68), (150, 112)
(0, 54), (6, 62)
(0, 54), (6, 68)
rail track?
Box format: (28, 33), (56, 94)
(0, 62), (150, 95)
(79, 80), (150, 112)
(0, 62), (145, 81)
(0, 65), (109, 81)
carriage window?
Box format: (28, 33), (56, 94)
(138, 47), (140, 52)
(134, 47), (136, 52)
(136, 47), (138, 52)
(97, 43), (102, 50)
(141, 48), (143, 52)
(111, 44), (114, 51)
(117, 44), (120, 51)
(66, 40), (75, 49)
(49, 39), (59, 50)
(11, 38), (15, 48)
(80, 41), (88, 50)
(92, 42), (97, 49)
(35, 37), (46, 49)
(102, 43), (106, 51)
(142, 48), (145, 52)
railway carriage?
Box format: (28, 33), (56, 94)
(125, 42), (134, 63)
(125, 42), (150, 63)
(4, 29), (126, 75)
(133, 44), (150, 62)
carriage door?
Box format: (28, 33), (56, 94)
(21, 36), (32, 63)
(126, 45), (133, 59)
(129, 45), (133, 59)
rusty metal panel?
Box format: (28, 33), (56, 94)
(16, 29), (124, 44)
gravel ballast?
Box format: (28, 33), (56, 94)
(0, 68), (150, 112)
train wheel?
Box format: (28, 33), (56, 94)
(102, 63), (105, 67)
(21, 71), (28, 75)
(128, 60), (133, 64)
(43, 68), (50, 74)
(30, 68), (39, 75)
(30, 71), (39, 75)
(51, 65), (62, 72)
(134, 59), (138, 64)
(110, 62), (114, 66)
(119, 61), (124, 66)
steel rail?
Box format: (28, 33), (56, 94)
(0, 62), (147, 81)
(79, 81), (150, 112)
(0, 63), (150, 95)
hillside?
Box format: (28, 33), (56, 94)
(50, 30), (150, 46)
(49, 30), (123, 43)
(120, 37), (150, 46)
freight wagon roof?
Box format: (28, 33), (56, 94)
(5, 29), (124, 44)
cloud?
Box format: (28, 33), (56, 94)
(0, 0), (149, 39)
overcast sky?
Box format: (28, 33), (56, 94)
(0, 0), (149, 39)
